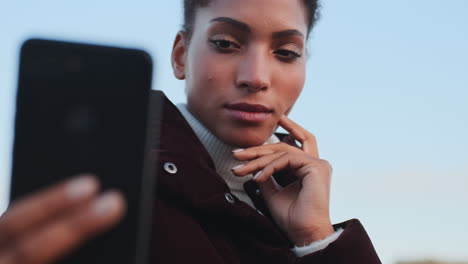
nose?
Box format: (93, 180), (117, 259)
(235, 49), (270, 92)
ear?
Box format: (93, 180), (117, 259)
(171, 31), (188, 80)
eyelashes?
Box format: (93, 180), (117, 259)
(274, 49), (302, 60)
(210, 39), (240, 50)
(273, 43), (303, 61)
(208, 34), (303, 62)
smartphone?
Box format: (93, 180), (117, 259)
(10, 39), (158, 264)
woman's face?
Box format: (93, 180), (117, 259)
(172, 0), (308, 147)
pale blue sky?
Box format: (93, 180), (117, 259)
(1, 1), (467, 263)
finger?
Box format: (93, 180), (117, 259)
(260, 180), (301, 208)
(0, 191), (126, 264)
(253, 153), (316, 183)
(231, 152), (287, 177)
(256, 177), (281, 201)
(278, 115), (319, 158)
(232, 142), (302, 161)
(0, 175), (99, 247)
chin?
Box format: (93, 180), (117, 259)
(218, 128), (273, 148)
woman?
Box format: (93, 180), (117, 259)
(0, 0), (381, 263)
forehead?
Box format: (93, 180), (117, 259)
(194, 0), (308, 35)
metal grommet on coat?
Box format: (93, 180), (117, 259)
(224, 193), (235, 204)
(255, 189), (262, 196)
(163, 162), (178, 174)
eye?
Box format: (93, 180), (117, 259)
(209, 38), (240, 51)
(274, 49), (302, 61)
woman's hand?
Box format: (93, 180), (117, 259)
(232, 115), (334, 246)
(0, 175), (126, 264)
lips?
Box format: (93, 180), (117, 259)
(224, 103), (273, 123)
(225, 103), (273, 113)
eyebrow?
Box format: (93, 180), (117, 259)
(272, 29), (304, 39)
(210, 17), (251, 33)
(210, 17), (304, 39)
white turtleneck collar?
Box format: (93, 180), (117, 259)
(176, 103), (279, 209)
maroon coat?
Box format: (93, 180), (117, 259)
(149, 91), (381, 263)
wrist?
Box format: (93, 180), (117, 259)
(290, 223), (335, 247)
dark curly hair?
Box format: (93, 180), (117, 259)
(182, 0), (320, 40)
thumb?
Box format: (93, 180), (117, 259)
(257, 177), (279, 200)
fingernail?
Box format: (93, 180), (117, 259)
(231, 164), (244, 171)
(253, 170), (263, 181)
(66, 175), (98, 200)
(232, 149), (244, 153)
(92, 192), (122, 217)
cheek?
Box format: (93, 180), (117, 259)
(185, 48), (237, 120)
(188, 49), (233, 95)
(276, 67), (305, 113)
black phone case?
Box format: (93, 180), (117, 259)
(10, 38), (158, 264)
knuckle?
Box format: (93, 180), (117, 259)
(304, 132), (317, 143)
(297, 133), (308, 142)
(304, 164), (319, 174)
(307, 131), (316, 139)
(252, 148), (267, 158)
(250, 149), (260, 158)
(305, 160), (332, 176)
(319, 159), (333, 174)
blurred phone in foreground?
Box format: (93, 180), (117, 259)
(9, 38), (159, 264)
